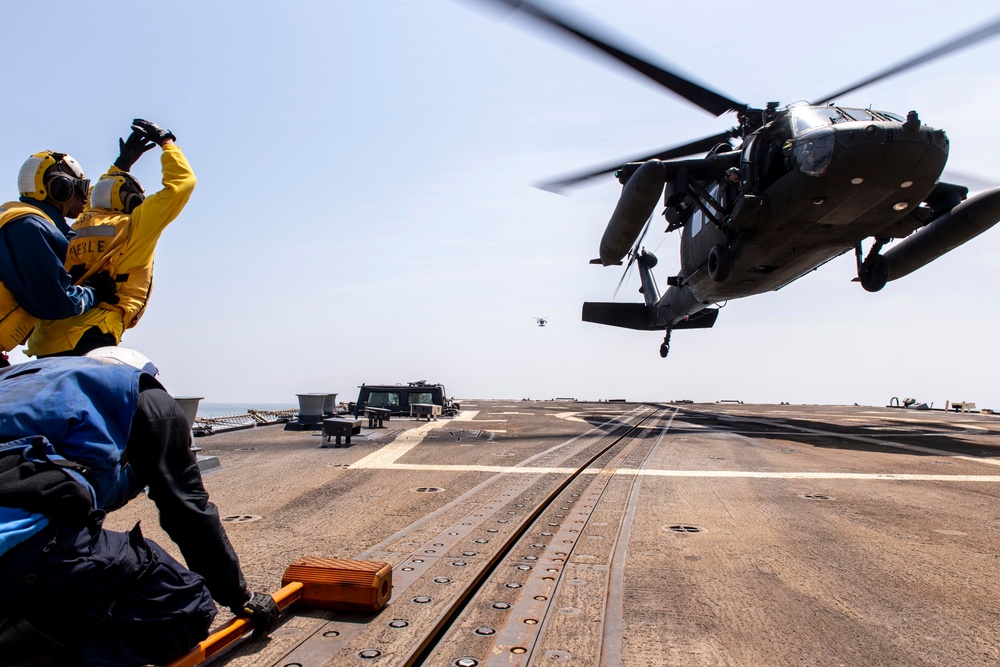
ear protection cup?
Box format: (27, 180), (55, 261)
(117, 171), (145, 214)
(122, 191), (144, 214)
(47, 174), (74, 203)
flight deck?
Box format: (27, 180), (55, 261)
(107, 401), (1000, 666)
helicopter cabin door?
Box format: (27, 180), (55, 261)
(682, 180), (728, 274)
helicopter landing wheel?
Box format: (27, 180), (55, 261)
(659, 328), (672, 358)
(708, 244), (733, 282)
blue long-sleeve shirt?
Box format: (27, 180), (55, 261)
(0, 198), (96, 320)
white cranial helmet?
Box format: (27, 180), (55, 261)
(85, 346), (159, 376)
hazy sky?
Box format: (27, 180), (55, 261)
(3, 1), (999, 409)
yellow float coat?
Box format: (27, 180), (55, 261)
(26, 144), (195, 356)
(0, 202), (55, 352)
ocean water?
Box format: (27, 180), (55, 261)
(196, 402), (298, 419)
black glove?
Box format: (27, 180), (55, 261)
(233, 592), (279, 640)
(113, 129), (156, 172)
(131, 118), (176, 146)
(84, 271), (120, 305)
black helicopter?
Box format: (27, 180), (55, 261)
(474, 1), (1000, 358)
(534, 317), (548, 327)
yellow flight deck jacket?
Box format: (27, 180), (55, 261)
(26, 144), (195, 357)
(0, 202), (56, 352)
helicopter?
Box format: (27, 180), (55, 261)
(534, 317), (548, 327)
(473, 1), (1000, 358)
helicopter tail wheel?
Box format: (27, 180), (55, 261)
(659, 328), (672, 358)
(708, 244), (733, 282)
(859, 254), (889, 292)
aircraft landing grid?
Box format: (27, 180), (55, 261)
(106, 401), (1000, 666)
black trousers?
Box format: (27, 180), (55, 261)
(0, 517), (216, 666)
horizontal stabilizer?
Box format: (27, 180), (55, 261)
(583, 302), (656, 330)
(582, 302), (719, 331)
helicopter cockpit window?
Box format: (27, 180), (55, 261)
(839, 108), (876, 122)
(791, 107), (842, 135)
(792, 107), (900, 135)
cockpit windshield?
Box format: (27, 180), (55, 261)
(790, 106), (902, 135)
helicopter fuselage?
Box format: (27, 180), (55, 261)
(650, 108), (951, 324)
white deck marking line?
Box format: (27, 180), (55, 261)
(352, 408), (645, 471)
(350, 411), (473, 468)
(351, 408), (1000, 481)
(629, 470), (1000, 481)
(545, 411), (588, 423)
(347, 461), (1000, 481)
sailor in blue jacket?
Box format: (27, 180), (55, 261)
(0, 352), (278, 666)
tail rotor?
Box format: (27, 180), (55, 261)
(613, 213), (653, 299)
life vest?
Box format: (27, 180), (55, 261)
(0, 357), (146, 512)
(0, 202), (55, 352)
(66, 210), (152, 330)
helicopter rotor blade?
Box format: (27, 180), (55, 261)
(473, 0), (746, 117)
(538, 128), (738, 193)
(811, 14), (1000, 106)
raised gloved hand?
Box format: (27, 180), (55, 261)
(113, 129), (156, 172)
(132, 118), (176, 146)
(233, 592), (279, 640)
(85, 271), (120, 305)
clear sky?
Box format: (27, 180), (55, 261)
(3, 1), (999, 409)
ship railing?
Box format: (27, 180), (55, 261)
(193, 408), (300, 436)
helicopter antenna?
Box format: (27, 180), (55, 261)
(811, 15), (1000, 105)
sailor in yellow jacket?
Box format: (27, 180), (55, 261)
(27, 119), (195, 358)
